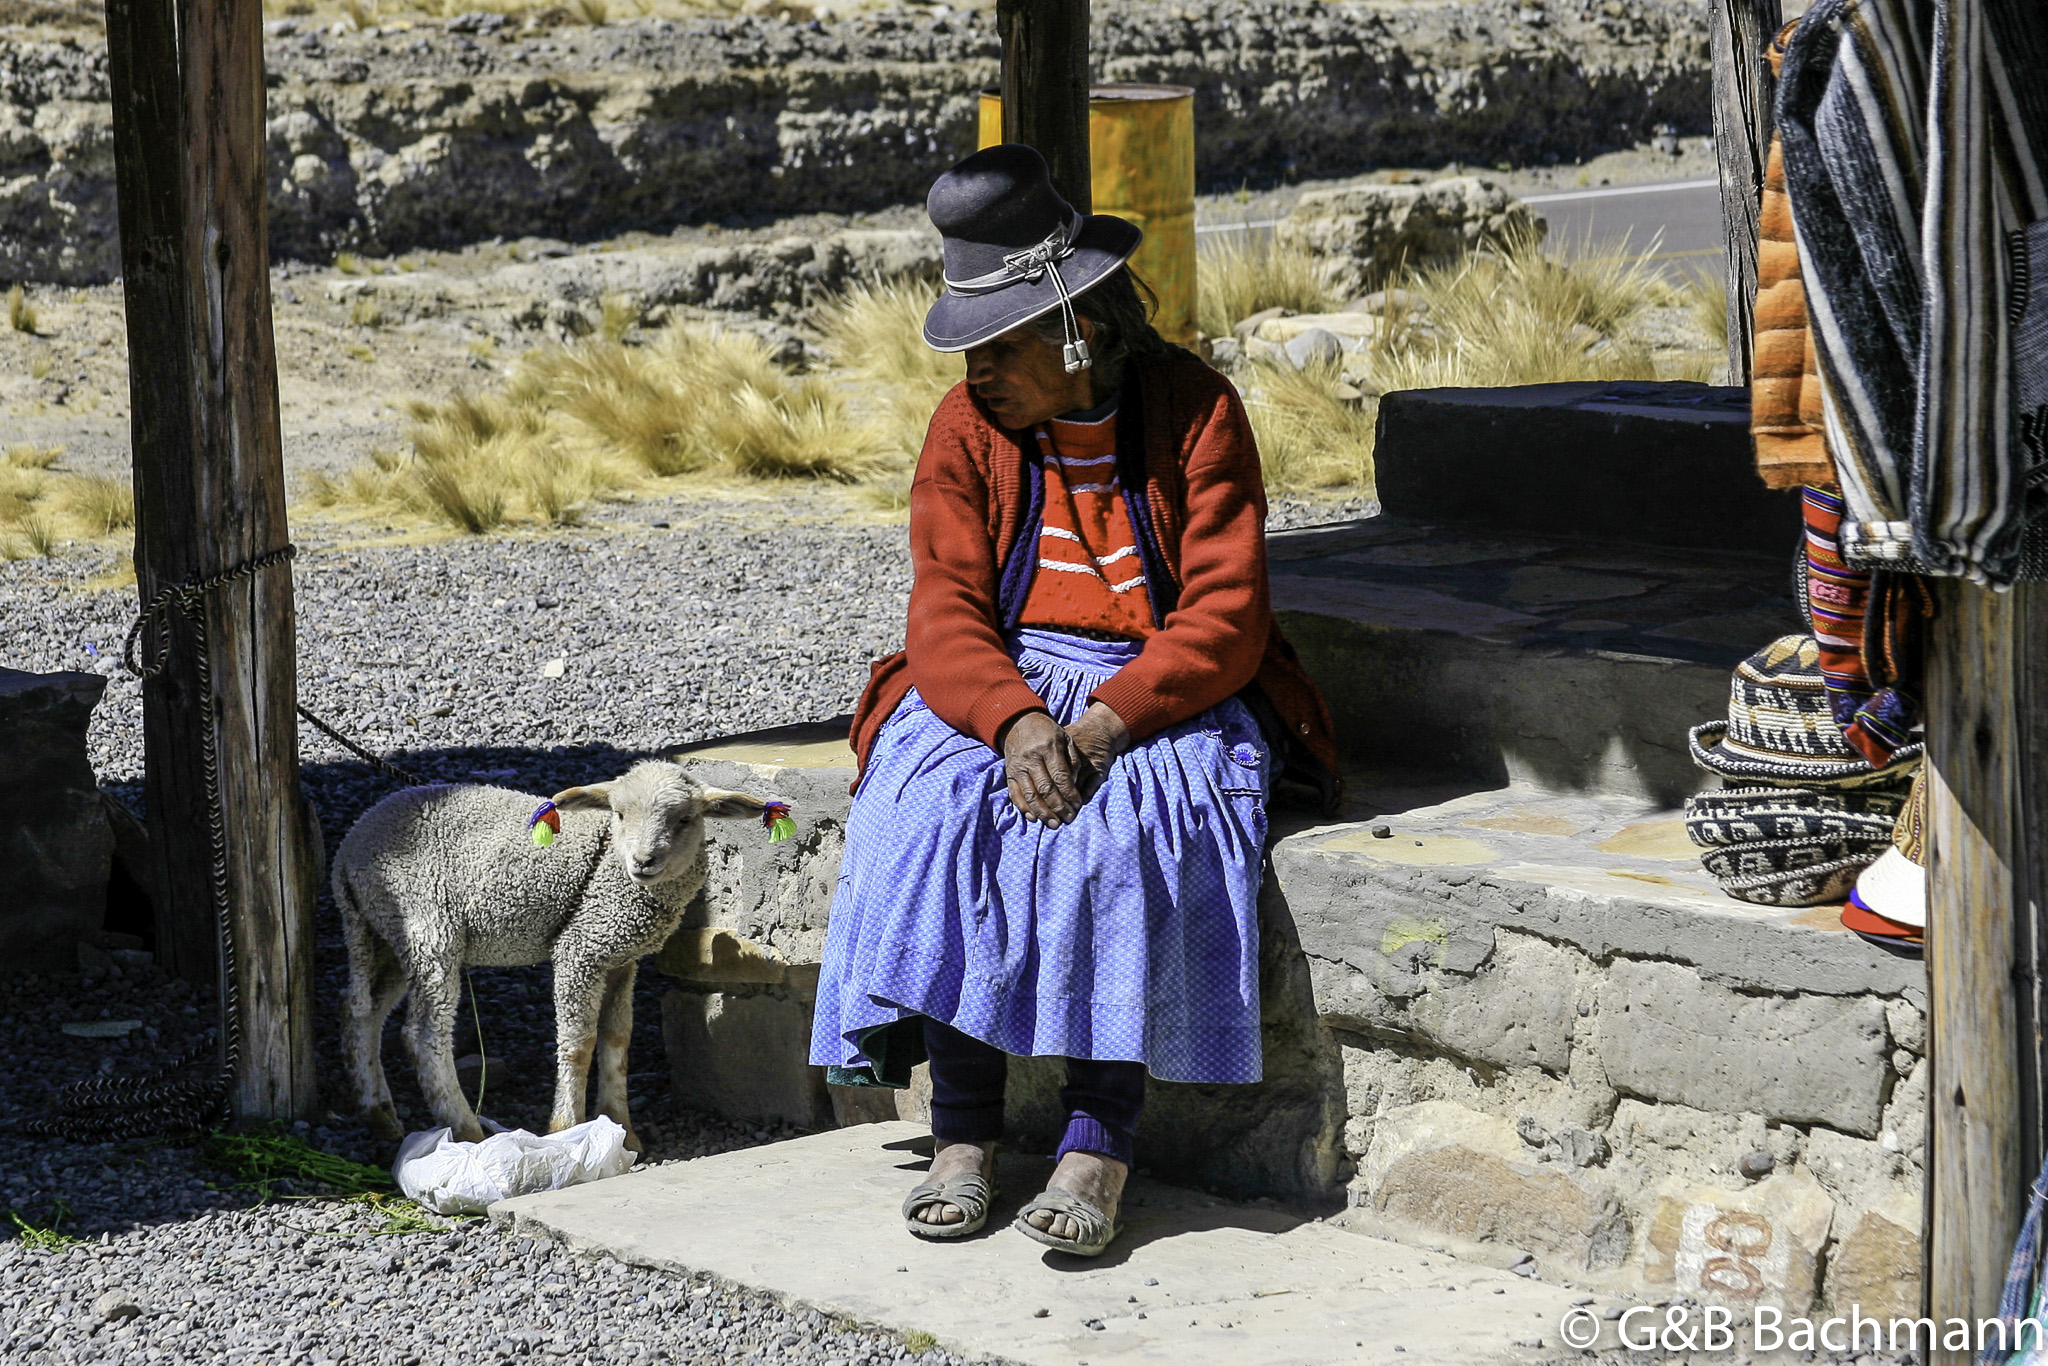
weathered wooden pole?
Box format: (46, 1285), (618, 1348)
(107, 0), (318, 1120)
(1925, 583), (2048, 1359)
(996, 0), (1092, 212)
(1708, 0), (1781, 385)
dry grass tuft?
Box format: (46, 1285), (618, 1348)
(816, 278), (959, 467)
(6, 285), (38, 336)
(54, 474), (136, 536)
(528, 325), (888, 481)
(314, 319), (890, 532)
(6, 443), (62, 470)
(0, 446), (138, 556)
(1196, 231), (1336, 340)
(1238, 359), (1377, 492)
(1684, 270), (1730, 356)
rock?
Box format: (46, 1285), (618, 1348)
(1362, 1101), (1628, 1271)
(0, 669), (113, 976)
(1645, 1168), (1835, 1314)
(1346, 289), (1429, 316)
(1234, 306), (1295, 343)
(1255, 312), (1380, 348)
(1554, 1127), (1608, 1169)
(1885, 997), (1926, 1055)
(1593, 957), (1891, 1136)
(1283, 326), (1345, 371)
(1826, 1195), (1921, 1320)
(1274, 177), (1546, 298)
(1319, 928), (1580, 1077)
(93, 1291), (143, 1322)
(1738, 1149), (1775, 1179)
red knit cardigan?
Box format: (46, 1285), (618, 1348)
(850, 350), (1340, 804)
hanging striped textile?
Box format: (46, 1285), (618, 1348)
(1778, 0), (2048, 585)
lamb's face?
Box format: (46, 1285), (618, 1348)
(551, 762), (771, 887)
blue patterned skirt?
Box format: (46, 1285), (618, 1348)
(808, 629), (1271, 1085)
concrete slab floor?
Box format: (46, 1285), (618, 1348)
(493, 1122), (1587, 1366)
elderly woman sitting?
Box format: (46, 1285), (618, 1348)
(810, 144), (1337, 1257)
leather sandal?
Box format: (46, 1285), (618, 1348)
(1014, 1187), (1119, 1257)
(902, 1171), (994, 1240)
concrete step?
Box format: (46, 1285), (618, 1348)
(1268, 514), (1800, 806)
(491, 1122), (1593, 1366)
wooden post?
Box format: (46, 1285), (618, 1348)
(107, 0), (318, 1121)
(1925, 582), (2048, 1357)
(996, 0), (1092, 212)
(1708, 0), (1781, 385)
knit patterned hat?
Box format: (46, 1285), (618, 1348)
(1705, 853), (1875, 908)
(1688, 634), (1922, 787)
(1684, 785), (1905, 848)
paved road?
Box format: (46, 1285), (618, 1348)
(1522, 176), (1724, 278)
(1197, 175), (1727, 280)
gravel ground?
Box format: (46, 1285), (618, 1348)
(0, 482), (1367, 1366)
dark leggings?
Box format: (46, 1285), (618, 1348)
(922, 1017), (1146, 1167)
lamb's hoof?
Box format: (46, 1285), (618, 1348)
(363, 1102), (404, 1144)
(451, 1120), (487, 1144)
(623, 1129), (645, 1157)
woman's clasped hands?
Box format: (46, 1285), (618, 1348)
(1000, 704), (1130, 827)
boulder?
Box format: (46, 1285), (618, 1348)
(0, 668), (112, 974)
(1275, 177), (1545, 298)
(1283, 326), (1345, 371)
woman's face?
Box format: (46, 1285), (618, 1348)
(963, 317), (1099, 430)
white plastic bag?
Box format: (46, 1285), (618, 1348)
(393, 1116), (634, 1214)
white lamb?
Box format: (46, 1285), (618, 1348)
(333, 760), (770, 1152)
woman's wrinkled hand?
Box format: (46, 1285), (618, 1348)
(1001, 711), (1085, 826)
(1065, 702), (1130, 793)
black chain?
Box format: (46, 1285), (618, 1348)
(34, 547), (296, 1141)
(295, 703), (421, 786)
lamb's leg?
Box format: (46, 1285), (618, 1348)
(405, 963), (484, 1144)
(549, 954), (607, 1134)
(593, 961), (642, 1155)
(341, 893), (409, 1144)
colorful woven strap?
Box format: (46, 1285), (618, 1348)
(1805, 488), (1921, 766)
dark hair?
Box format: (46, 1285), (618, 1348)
(1027, 265), (1175, 398)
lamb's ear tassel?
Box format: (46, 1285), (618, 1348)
(762, 801), (796, 843)
(528, 800), (562, 848)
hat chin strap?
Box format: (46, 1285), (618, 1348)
(943, 216), (1094, 374)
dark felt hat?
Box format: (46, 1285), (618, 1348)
(922, 144), (1143, 353)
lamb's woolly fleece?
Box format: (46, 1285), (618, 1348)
(333, 762), (761, 1146)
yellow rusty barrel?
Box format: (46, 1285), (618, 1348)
(977, 84), (1197, 346)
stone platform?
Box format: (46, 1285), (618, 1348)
(644, 504), (1922, 1320)
(492, 1122), (1590, 1366)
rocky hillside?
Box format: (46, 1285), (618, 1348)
(0, 0), (1710, 283)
